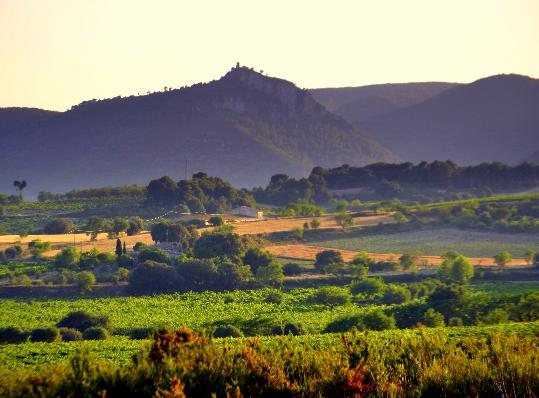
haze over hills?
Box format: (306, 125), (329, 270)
(310, 82), (459, 124)
(359, 74), (539, 165)
(0, 66), (396, 196)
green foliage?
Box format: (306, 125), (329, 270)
(28, 240), (51, 259)
(133, 242), (147, 252)
(399, 253), (418, 271)
(54, 247), (80, 268)
(208, 216), (224, 226)
(137, 247), (172, 265)
(437, 254), (474, 284)
(423, 308), (446, 327)
(213, 324), (243, 338)
(43, 218), (75, 234)
(282, 263), (305, 276)
(264, 290), (284, 304)
(382, 284), (411, 304)
(0, 327), (26, 344)
(128, 261), (181, 295)
(310, 218), (320, 229)
(30, 327), (60, 343)
(334, 212), (353, 229)
(126, 216), (145, 236)
(308, 286), (351, 307)
(83, 326), (109, 340)
(494, 250), (512, 266)
(194, 232), (244, 259)
(350, 278), (385, 297)
(4, 245), (23, 260)
(58, 327), (83, 341)
(76, 271), (96, 293)
(272, 322), (305, 336)
(255, 263), (284, 288)
(56, 311), (110, 332)
(283, 203), (324, 217)
(242, 247), (273, 273)
(357, 310), (397, 331)
(150, 221), (198, 249)
(314, 250), (344, 274)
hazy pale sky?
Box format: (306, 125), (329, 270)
(1, 0), (538, 111)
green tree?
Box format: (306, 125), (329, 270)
(115, 239), (123, 257)
(208, 216), (224, 226)
(493, 251), (512, 266)
(28, 240), (51, 259)
(194, 232), (244, 259)
(85, 217), (106, 240)
(334, 212), (353, 229)
(126, 216), (145, 236)
(242, 247), (274, 273)
(43, 218), (75, 234)
(310, 218), (320, 229)
(255, 263), (284, 287)
(382, 285), (411, 304)
(314, 250), (344, 274)
(350, 278), (385, 297)
(524, 249), (535, 266)
(150, 221), (198, 250)
(423, 308), (445, 327)
(55, 247), (80, 268)
(438, 254), (474, 284)
(357, 310), (396, 331)
(76, 271), (96, 293)
(399, 253), (418, 271)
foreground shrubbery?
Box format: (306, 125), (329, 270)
(0, 327), (537, 397)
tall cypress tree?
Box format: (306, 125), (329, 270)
(123, 241), (127, 255)
(115, 238), (123, 257)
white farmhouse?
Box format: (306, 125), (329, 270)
(231, 206), (264, 219)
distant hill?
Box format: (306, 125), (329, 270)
(524, 150), (539, 164)
(0, 66), (396, 196)
(310, 82), (458, 124)
(360, 74), (539, 165)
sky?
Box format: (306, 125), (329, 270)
(0, 0), (538, 111)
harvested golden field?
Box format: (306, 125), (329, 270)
(232, 214), (392, 235)
(266, 244), (529, 267)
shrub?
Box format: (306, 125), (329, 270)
(137, 247), (172, 265)
(314, 250), (344, 274)
(357, 310), (396, 331)
(83, 327), (109, 340)
(58, 327), (83, 341)
(0, 327), (26, 344)
(399, 253), (418, 271)
(242, 247), (273, 273)
(272, 322), (305, 336)
(54, 247), (80, 268)
(255, 263), (284, 288)
(213, 325), (243, 338)
(5, 245), (23, 259)
(282, 263), (304, 276)
(133, 242), (148, 252)
(208, 216), (224, 226)
(265, 290), (284, 304)
(309, 287), (351, 307)
(76, 271), (96, 292)
(30, 327), (60, 343)
(43, 218), (75, 234)
(437, 255), (474, 284)
(428, 284), (466, 302)
(350, 278), (385, 297)
(369, 260), (399, 273)
(493, 251), (512, 266)
(116, 254), (135, 268)
(483, 308), (510, 325)
(126, 216), (145, 236)
(423, 308), (446, 327)
(128, 261), (182, 295)
(448, 317), (464, 327)
(56, 311), (110, 332)
(194, 232), (244, 259)
(381, 284), (411, 304)
(28, 240), (52, 259)
(129, 328), (157, 340)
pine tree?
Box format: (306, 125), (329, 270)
(115, 239), (122, 257)
(123, 241), (127, 255)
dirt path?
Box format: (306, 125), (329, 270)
(266, 244), (529, 267)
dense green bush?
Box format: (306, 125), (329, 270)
(272, 322), (305, 336)
(128, 261), (181, 294)
(422, 308), (446, 327)
(350, 278), (385, 297)
(137, 247), (172, 265)
(242, 247), (273, 273)
(314, 250), (344, 274)
(0, 327), (26, 344)
(56, 311), (110, 332)
(30, 327), (60, 343)
(213, 325), (243, 338)
(83, 326), (109, 340)
(58, 327), (83, 341)
(43, 218), (75, 234)
(265, 290), (284, 304)
(194, 232), (245, 259)
(308, 286), (351, 307)
(357, 310), (396, 331)
(282, 263), (304, 276)
(382, 284), (412, 304)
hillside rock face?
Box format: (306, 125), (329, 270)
(360, 74), (539, 165)
(0, 66), (395, 196)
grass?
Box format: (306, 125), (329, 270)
(310, 227), (539, 257)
